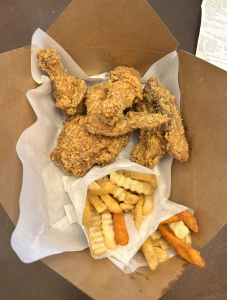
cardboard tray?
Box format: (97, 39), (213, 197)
(1, 0), (227, 299)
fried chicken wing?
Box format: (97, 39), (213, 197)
(50, 115), (130, 177)
(85, 84), (172, 137)
(99, 66), (143, 125)
(131, 77), (189, 168)
(144, 76), (189, 162)
(37, 48), (87, 117)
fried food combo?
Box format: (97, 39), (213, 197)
(85, 83), (172, 137)
(37, 48), (87, 116)
(50, 115), (130, 177)
(99, 66), (143, 125)
(131, 76), (189, 169)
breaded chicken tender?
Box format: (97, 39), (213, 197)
(50, 115), (130, 177)
(37, 48), (87, 116)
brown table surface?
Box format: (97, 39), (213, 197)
(1, 1), (227, 299)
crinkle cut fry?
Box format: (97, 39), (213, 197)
(158, 224), (205, 267)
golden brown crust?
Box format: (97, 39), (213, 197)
(177, 211), (199, 233)
(131, 76), (189, 168)
(37, 48), (87, 116)
(99, 66), (143, 125)
(50, 115), (130, 177)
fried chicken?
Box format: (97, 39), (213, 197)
(131, 77), (189, 168)
(99, 66), (143, 125)
(144, 76), (189, 162)
(37, 48), (87, 117)
(50, 115), (130, 177)
(85, 84), (172, 137)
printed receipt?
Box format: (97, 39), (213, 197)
(196, 0), (227, 71)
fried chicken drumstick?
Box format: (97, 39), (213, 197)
(131, 76), (189, 168)
(99, 66), (143, 125)
(85, 83), (172, 137)
(37, 48), (87, 117)
(50, 115), (130, 177)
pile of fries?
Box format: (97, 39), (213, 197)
(82, 169), (205, 270)
(82, 170), (157, 255)
(141, 211), (205, 270)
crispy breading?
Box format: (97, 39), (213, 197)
(177, 211), (199, 233)
(85, 83), (171, 137)
(99, 66), (143, 125)
(131, 76), (189, 168)
(113, 212), (129, 245)
(158, 224), (205, 267)
(50, 115), (130, 177)
(86, 111), (171, 137)
(144, 77), (189, 162)
(37, 48), (87, 116)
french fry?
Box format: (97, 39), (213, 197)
(89, 206), (107, 256)
(142, 237), (159, 270)
(153, 247), (169, 261)
(120, 203), (135, 213)
(100, 194), (122, 213)
(101, 210), (117, 250)
(181, 234), (192, 246)
(160, 214), (181, 224)
(88, 181), (100, 191)
(96, 176), (110, 184)
(116, 170), (158, 188)
(177, 211), (199, 232)
(87, 191), (108, 213)
(150, 230), (162, 240)
(133, 194), (144, 230)
(158, 224), (205, 267)
(151, 237), (170, 250)
(82, 197), (93, 226)
(110, 172), (153, 195)
(89, 181), (115, 196)
(113, 212), (129, 245)
(168, 221), (189, 239)
(124, 192), (140, 205)
(142, 193), (154, 216)
(112, 186), (127, 201)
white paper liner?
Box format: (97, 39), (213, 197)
(64, 200), (193, 273)
(11, 28), (180, 266)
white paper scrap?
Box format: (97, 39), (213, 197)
(196, 0), (227, 70)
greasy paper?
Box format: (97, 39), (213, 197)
(196, 0), (227, 70)
(11, 29), (180, 263)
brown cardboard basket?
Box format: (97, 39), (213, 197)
(1, 0), (227, 299)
